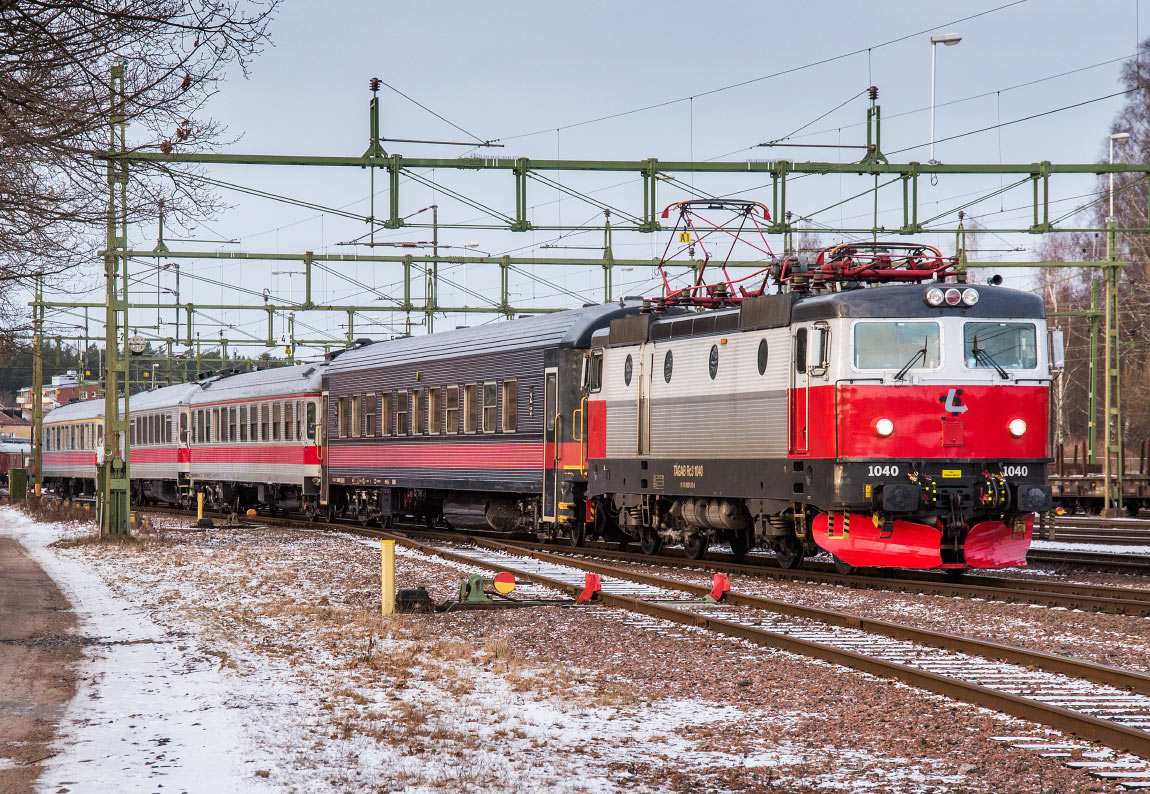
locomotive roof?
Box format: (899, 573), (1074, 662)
(189, 363), (324, 405)
(790, 283), (1045, 322)
(325, 302), (646, 373)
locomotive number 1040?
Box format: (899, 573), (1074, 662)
(867, 464), (900, 477)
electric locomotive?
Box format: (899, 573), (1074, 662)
(584, 245), (1054, 572)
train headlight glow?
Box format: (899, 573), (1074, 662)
(961, 288), (979, 306)
(1009, 418), (1027, 437)
(944, 288), (962, 306)
(925, 287), (945, 307)
(875, 418), (894, 437)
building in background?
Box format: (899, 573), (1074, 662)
(16, 371), (101, 419)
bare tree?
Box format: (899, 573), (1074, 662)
(0, 0), (278, 342)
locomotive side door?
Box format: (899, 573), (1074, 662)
(637, 343), (653, 455)
(789, 327), (809, 454)
(542, 367), (559, 522)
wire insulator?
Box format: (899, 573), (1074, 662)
(868, 85), (879, 101)
(370, 77), (382, 93)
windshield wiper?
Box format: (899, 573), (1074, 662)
(972, 336), (1009, 379)
(893, 338), (929, 381)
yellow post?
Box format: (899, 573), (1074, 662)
(197, 491), (204, 521)
(380, 539), (395, 616)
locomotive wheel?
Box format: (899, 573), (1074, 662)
(728, 530), (750, 563)
(684, 533), (709, 561)
(640, 528), (663, 556)
(832, 555), (856, 575)
(568, 522), (587, 548)
(775, 537), (805, 570)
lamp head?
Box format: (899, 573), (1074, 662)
(930, 32), (962, 46)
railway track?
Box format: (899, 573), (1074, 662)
(95, 502), (1150, 777)
(371, 529), (1150, 775)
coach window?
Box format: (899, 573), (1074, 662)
(364, 394), (375, 437)
(336, 396), (348, 438)
(381, 392), (393, 435)
(275, 402), (283, 441)
(394, 390), (408, 435)
(794, 328), (808, 375)
(261, 403), (270, 442)
(502, 380), (517, 433)
(349, 396), (360, 438)
(306, 402), (317, 442)
(429, 387), (442, 434)
(446, 386), (459, 433)
(282, 402), (292, 441)
(180, 413), (188, 444)
(482, 382), (497, 433)
(208, 409), (216, 443)
(296, 401), (304, 439)
(412, 388), (425, 435)
(237, 406), (246, 442)
(464, 384), (478, 434)
(228, 408), (236, 442)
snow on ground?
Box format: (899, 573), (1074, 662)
(1, 505), (1137, 793)
(1031, 538), (1150, 555)
(1, 507), (276, 794)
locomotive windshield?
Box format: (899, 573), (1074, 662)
(853, 321), (940, 370)
(963, 322), (1037, 370)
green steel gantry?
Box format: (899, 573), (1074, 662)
(64, 72), (1148, 533)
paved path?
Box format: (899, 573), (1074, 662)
(0, 536), (80, 794)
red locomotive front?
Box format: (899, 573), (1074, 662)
(586, 245), (1054, 572)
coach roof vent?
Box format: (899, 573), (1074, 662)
(354, 338), (374, 347)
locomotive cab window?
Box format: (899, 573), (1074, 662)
(964, 322), (1037, 370)
(794, 328), (807, 374)
(854, 321), (940, 371)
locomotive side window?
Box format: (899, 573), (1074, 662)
(306, 402), (317, 442)
(429, 388), (443, 434)
(853, 321), (940, 371)
(588, 351), (603, 393)
(794, 328), (808, 374)
(811, 324), (830, 374)
(463, 384), (478, 434)
(502, 380), (517, 432)
(482, 382), (497, 433)
(446, 386), (460, 434)
(757, 339), (768, 375)
(963, 322), (1037, 370)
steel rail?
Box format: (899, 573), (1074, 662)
(376, 530), (1150, 759)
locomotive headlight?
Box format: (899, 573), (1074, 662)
(1009, 418), (1027, 437)
(944, 288), (962, 306)
(875, 418), (894, 437)
(961, 288), (979, 306)
(925, 287), (945, 307)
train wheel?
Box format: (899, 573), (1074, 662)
(832, 555), (855, 575)
(568, 522), (586, 548)
(775, 537), (805, 570)
(639, 528), (663, 556)
(729, 530), (750, 563)
(684, 533), (709, 561)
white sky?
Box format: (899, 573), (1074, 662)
(42, 0), (1148, 358)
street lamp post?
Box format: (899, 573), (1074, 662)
(929, 32), (963, 164)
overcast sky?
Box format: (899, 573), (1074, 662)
(47, 0), (1147, 356)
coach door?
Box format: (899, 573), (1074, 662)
(789, 327), (809, 454)
(542, 367), (559, 522)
